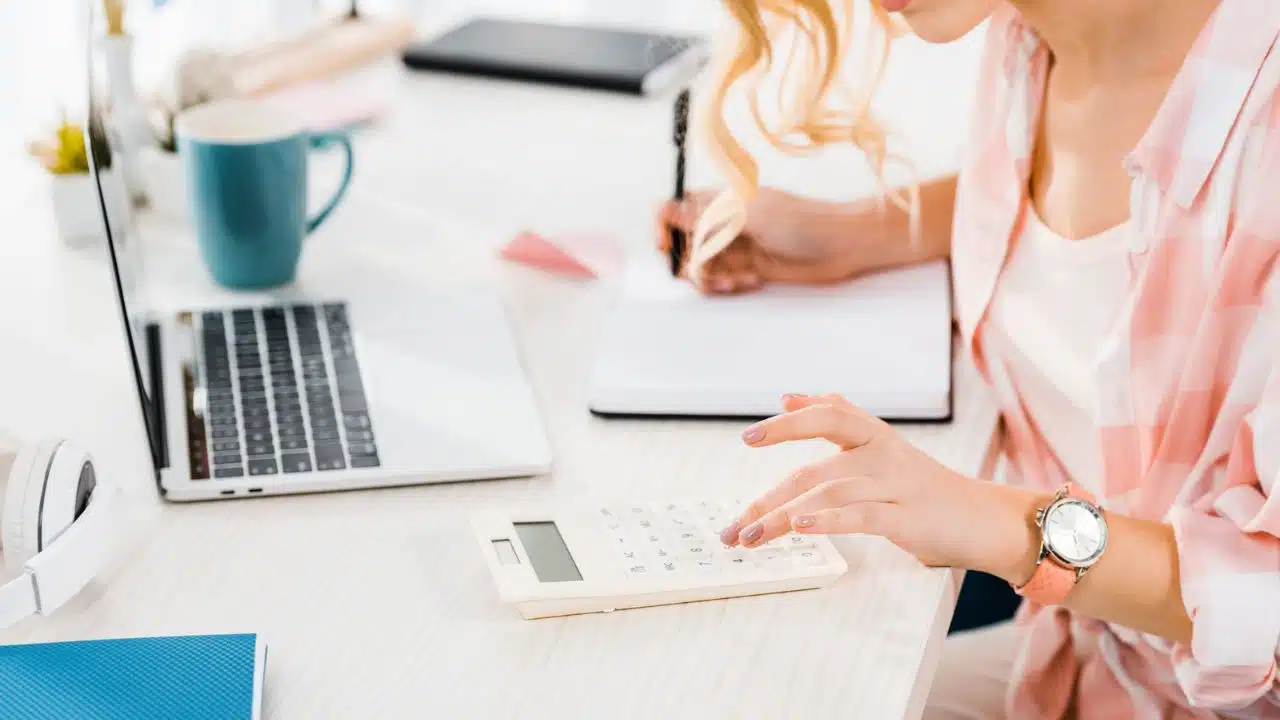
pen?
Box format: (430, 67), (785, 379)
(669, 89), (690, 277)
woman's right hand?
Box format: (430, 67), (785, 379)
(655, 187), (868, 294)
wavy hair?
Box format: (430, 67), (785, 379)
(688, 0), (916, 272)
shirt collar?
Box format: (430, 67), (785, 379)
(1126, 0), (1280, 208)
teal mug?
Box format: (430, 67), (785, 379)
(176, 99), (353, 289)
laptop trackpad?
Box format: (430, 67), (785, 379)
(345, 291), (547, 473)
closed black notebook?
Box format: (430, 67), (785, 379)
(402, 18), (706, 95)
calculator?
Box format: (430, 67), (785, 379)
(470, 500), (849, 619)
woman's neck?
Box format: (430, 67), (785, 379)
(1013, 0), (1221, 85)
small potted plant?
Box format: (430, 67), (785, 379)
(28, 111), (123, 248)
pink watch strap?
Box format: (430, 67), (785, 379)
(1015, 483), (1095, 605)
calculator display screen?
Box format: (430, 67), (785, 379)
(514, 522), (583, 582)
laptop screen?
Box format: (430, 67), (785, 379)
(86, 6), (165, 477)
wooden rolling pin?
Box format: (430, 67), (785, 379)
(228, 14), (416, 98)
(167, 14), (416, 109)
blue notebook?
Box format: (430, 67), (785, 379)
(0, 633), (267, 720)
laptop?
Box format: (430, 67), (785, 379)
(85, 20), (552, 502)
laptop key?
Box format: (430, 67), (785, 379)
(212, 428), (238, 440)
(314, 445), (346, 471)
(282, 453), (312, 473)
(313, 429), (340, 443)
(247, 442), (275, 457)
(281, 437), (308, 452)
(343, 413), (371, 431)
(212, 453), (242, 467)
(244, 419), (271, 432)
(248, 458), (278, 476)
(348, 442), (378, 457)
(350, 455), (380, 469)
(279, 426), (307, 439)
(212, 440), (241, 453)
(344, 430), (374, 443)
(215, 467), (245, 478)
(338, 393), (367, 413)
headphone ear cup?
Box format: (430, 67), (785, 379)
(2, 438), (63, 573)
(39, 439), (92, 553)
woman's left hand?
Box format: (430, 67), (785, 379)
(720, 393), (1037, 584)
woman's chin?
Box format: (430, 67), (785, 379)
(898, 0), (997, 44)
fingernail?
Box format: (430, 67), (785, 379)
(742, 424), (765, 444)
(794, 515), (815, 529)
(739, 524), (763, 546)
(782, 393), (802, 403)
(720, 522), (741, 546)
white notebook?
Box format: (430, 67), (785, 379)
(587, 253), (954, 420)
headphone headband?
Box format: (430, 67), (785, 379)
(0, 440), (117, 631)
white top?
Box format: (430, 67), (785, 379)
(982, 208), (1134, 487)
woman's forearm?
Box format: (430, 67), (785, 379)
(810, 173), (958, 279)
(991, 486), (1194, 644)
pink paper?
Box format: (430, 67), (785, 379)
(500, 231), (622, 279)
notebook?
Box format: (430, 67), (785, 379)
(588, 253), (954, 420)
(0, 633), (267, 720)
(401, 18), (709, 95)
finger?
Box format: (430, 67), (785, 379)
(721, 453), (865, 543)
(737, 476), (899, 547)
(654, 196), (701, 252)
(741, 403), (878, 450)
(696, 250), (746, 294)
(792, 503), (901, 539)
(722, 247), (760, 291)
(780, 393), (852, 413)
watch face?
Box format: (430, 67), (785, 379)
(1043, 499), (1106, 565)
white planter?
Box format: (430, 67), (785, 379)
(49, 167), (127, 249)
(138, 146), (188, 219)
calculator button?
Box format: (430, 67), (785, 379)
(680, 545), (712, 561)
(659, 560), (685, 574)
(795, 549), (826, 567)
(783, 535), (816, 549)
(626, 564), (651, 577)
(691, 557), (718, 573)
(754, 549), (791, 572)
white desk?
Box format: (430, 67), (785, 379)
(0, 12), (995, 718)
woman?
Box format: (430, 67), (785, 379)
(657, 0), (1280, 717)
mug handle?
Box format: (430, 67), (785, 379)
(306, 132), (354, 235)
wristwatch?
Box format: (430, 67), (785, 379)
(1014, 483), (1108, 605)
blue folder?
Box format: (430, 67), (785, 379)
(0, 633), (267, 720)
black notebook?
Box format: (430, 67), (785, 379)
(402, 18), (708, 95)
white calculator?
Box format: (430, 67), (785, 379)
(470, 500), (848, 619)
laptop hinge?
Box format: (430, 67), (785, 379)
(145, 323), (169, 472)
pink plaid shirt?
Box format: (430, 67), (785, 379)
(951, 2), (1280, 717)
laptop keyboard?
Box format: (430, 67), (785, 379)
(193, 302), (379, 480)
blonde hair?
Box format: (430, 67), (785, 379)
(689, 0), (916, 272)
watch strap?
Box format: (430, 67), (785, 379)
(1014, 483), (1095, 605)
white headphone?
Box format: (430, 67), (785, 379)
(0, 433), (118, 630)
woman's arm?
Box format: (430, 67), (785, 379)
(989, 486), (1194, 643)
(808, 173), (959, 280)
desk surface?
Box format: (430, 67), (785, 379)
(0, 12), (993, 718)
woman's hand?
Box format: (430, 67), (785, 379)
(720, 393), (1040, 583)
(655, 175), (959, 295)
(654, 188), (884, 294)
